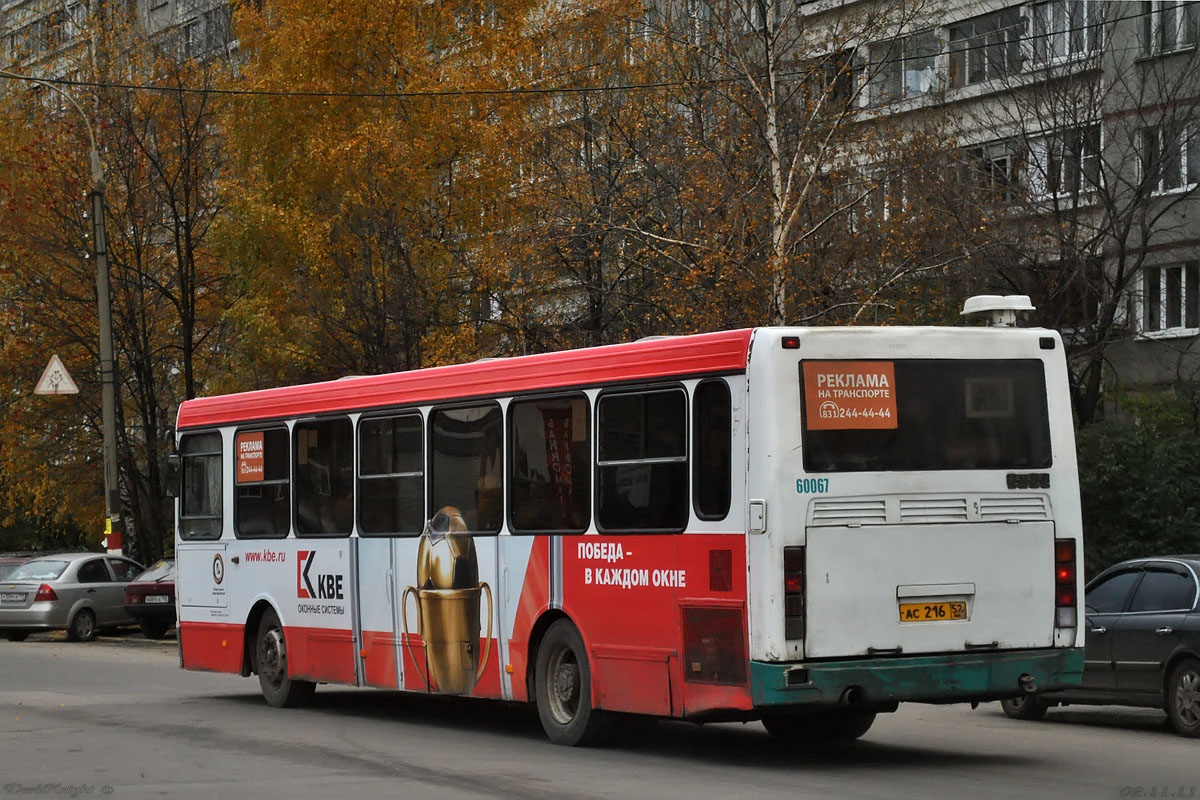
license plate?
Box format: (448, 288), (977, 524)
(1, 592), (25, 603)
(899, 600), (967, 622)
(145, 595), (170, 604)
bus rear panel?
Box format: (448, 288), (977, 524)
(744, 327), (1084, 713)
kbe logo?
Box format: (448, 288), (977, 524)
(296, 550), (344, 600)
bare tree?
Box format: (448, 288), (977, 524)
(950, 3), (1200, 424)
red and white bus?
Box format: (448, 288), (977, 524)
(172, 296), (1085, 745)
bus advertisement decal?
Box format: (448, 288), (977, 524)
(802, 361), (898, 430)
(235, 431), (265, 482)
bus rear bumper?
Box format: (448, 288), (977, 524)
(750, 647), (1084, 709)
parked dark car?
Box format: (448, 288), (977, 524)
(124, 558), (176, 639)
(0, 553), (144, 641)
(1001, 556), (1200, 737)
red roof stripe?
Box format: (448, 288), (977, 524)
(177, 328), (754, 430)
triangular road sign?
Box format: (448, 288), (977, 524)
(34, 354), (79, 395)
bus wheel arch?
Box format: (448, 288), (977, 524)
(525, 610), (569, 703)
(532, 617), (615, 746)
(242, 600), (276, 677)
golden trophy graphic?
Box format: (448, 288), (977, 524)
(402, 507), (493, 696)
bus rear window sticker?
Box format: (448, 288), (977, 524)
(803, 361), (898, 430)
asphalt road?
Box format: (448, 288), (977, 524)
(0, 634), (1196, 800)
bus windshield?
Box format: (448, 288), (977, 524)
(801, 359), (1052, 472)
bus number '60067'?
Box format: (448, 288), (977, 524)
(796, 478), (829, 494)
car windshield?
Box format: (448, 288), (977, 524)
(8, 559), (70, 581)
(0, 563), (24, 580)
(132, 560), (176, 582)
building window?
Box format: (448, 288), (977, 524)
(743, 0), (765, 32)
(1030, 0), (1103, 63)
(596, 388), (688, 532)
(868, 30), (938, 104)
(358, 414), (424, 535)
(1141, 1), (1199, 55)
(1140, 123), (1199, 193)
(686, 0), (711, 46)
(965, 141), (1020, 201)
(1029, 124), (1101, 198)
(430, 405), (503, 533)
(950, 8), (1024, 88)
(508, 395), (590, 534)
(294, 418), (354, 537)
(179, 432), (222, 540)
(1143, 263), (1200, 334)
(235, 428), (291, 538)
(866, 167), (907, 220)
(67, 3), (87, 38)
(204, 6), (233, 51)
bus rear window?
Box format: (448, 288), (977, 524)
(800, 359), (1052, 472)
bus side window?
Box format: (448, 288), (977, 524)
(693, 380), (731, 520)
(179, 432), (222, 540)
(294, 417), (354, 537)
(358, 413), (425, 535)
(430, 405), (503, 533)
(235, 427), (290, 538)
(596, 388), (688, 532)
(508, 395), (590, 534)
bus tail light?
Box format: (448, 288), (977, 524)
(34, 584), (57, 602)
(1054, 538), (1077, 628)
(784, 546), (805, 640)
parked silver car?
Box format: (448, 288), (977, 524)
(0, 553), (144, 642)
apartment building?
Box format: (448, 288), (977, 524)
(833, 0), (1198, 397)
(1, 0), (234, 73)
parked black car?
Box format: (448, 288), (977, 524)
(1001, 556), (1200, 737)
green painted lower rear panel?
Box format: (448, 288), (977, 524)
(751, 648), (1084, 708)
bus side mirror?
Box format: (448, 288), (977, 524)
(164, 454), (181, 498)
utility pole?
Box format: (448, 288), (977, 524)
(1, 68), (123, 553)
(90, 148), (122, 554)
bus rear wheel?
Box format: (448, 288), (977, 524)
(534, 619), (615, 746)
(762, 709), (876, 742)
(255, 608), (315, 708)
(1000, 694), (1048, 721)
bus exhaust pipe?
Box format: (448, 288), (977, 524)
(840, 686), (865, 707)
(1019, 674), (1037, 694)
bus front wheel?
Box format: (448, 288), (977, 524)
(534, 619), (615, 746)
(255, 608), (315, 708)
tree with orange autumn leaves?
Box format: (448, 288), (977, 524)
(0, 9), (233, 558)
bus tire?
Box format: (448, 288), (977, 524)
(139, 619), (170, 640)
(761, 712), (823, 741)
(1000, 694), (1048, 721)
(255, 608), (315, 708)
(534, 619), (615, 746)
(833, 709), (876, 740)
(762, 709), (876, 742)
